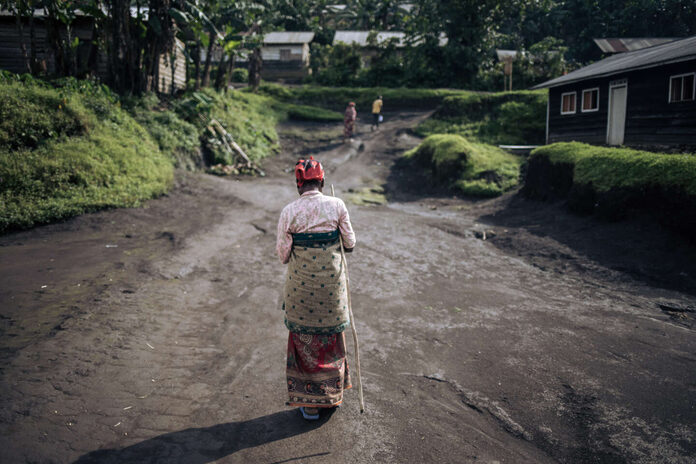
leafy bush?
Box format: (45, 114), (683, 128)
(416, 90), (548, 145)
(231, 67), (248, 83)
(403, 134), (523, 197)
(309, 43), (364, 87)
(0, 77), (173, 233)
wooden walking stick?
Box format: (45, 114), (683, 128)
(331, 184), (365, 413)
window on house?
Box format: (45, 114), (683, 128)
(561, 92), (576, 115)
(581, 88), (599, 112)
(669, 73), (695, 102)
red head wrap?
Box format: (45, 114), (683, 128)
(349, 102), (355, 107)
(295, 156), (324, 187)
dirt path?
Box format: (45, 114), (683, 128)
(1, 113), (695, 464)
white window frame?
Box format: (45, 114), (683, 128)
(560, 91), (577, 115)
(581, 87), (600, 113)
(668, 72), (696, 103)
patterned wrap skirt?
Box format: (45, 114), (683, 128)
(287, 331), (351, 408)
(343, 119), (355, 138)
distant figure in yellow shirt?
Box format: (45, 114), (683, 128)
(371, 96), (383, 131)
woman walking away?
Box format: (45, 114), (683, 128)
(276, 156), (356, 420)
(343, 102), (357, 142)
(371, 95), (383, 131)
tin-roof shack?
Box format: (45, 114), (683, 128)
(533, 35), (696, 150)
(259, 31), (315, 81)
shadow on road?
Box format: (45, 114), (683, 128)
(73, 409), (334, 464)
(478, 193), (696, 297)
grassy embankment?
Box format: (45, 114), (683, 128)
(0, 74), (343, 233)
(403, 134), (523, 197)
(402, 91), (547, 197)
(257, 82), (466, 111)
(415, 90), (547, 145)
(0, 76), (174, 232)
(525, 142), (696, 237)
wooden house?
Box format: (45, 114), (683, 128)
(533, 35), (696, 149)
(261, 31), (315, 81)
(0, 10), (186, 93)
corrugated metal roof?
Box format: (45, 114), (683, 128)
(264, 31), (315, 44)
(496, 50), (523, 61)
(594, 37), (677, 53)
(333, 31), (406, 47)
(533, 35), (696, 89)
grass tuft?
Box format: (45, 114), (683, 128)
(403, 134), (523, 197)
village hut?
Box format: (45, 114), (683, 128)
(260, 31), (315, 81)
(532, 35), (696, 149)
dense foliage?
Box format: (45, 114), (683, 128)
(416, 91), (548, 145)
(403, 134), (523, 197)
(4, 1), (694, 93)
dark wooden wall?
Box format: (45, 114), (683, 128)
(548, 76), (609, 145)
(548, 59), (696, 149)
(1, 16), (184, 92)
(624, 61), (696, 147)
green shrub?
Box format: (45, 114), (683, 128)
(403, 134), (523, 197)
(232, 67), (248, 83)
(416, 90), (548, 145)
(0, 78), (173, 233)
(530, 142), (696, 194)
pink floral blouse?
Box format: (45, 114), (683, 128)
(276, 190), (356, 264)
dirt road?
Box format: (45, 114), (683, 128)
(1, 113), (695, 463)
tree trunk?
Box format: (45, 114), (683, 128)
(214, 52), (228, 90)
(194, 39), (201, 90)
(201, 31), (215, 87)
(14, 5), (31, 73)
(29, 6), (37, 73)
(44, 6), (65, 76)
(248, 47), (261, 92)
(224, 55), (235, 92)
